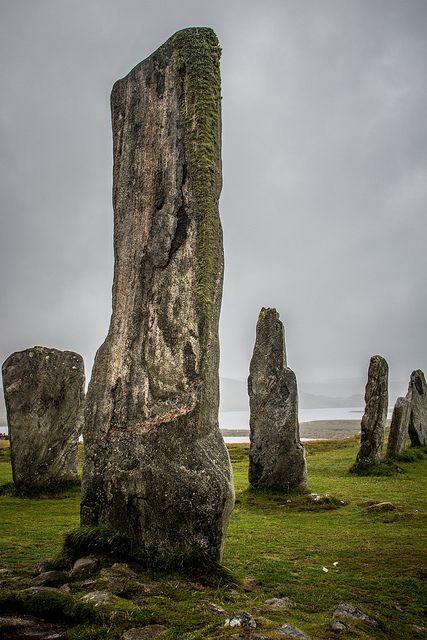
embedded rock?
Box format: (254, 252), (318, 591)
(355, 355), (388, 465)
(248, 308), (307, 490)
(80, 28), (234, 560)
(386, 396), (411, 457)
(121, 627), (167, 640)
(71, 557), (100, 576)
(2, 347), (84, 491)
(224, 612), (256, 628)
(408, 370), (427, 446)
(31, 571), (67, 587)
(277, 624), (310, 639)
(332, 603), (378, 626)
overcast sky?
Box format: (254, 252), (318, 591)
(1, 0), (426, 406)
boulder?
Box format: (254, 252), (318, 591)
(71, 557), (100, 576)
(386, 396), (411, 457)
(224, 611), (257, 628)
(333, 603), (378, 626)
(408, 370), (427, 446)
(2, 347), (84, 491)
(121, 626), (168, 640)
(31, 571), (67, 587)
(80, 28), (234, 561)
(277, 624), (310, 638)
(248, 308), (307, 490)
(355, 355), (388, 465)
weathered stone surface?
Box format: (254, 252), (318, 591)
(72, 557), (100, 576)
(333, 603), (378, 626)
(277, 624), (310, 639)
(326, 619), (346, 632)
(386, 395), (411, 457)
(355, 355), (388, 465)
(248, 308), (307, 490)
(80, 28), (234, 560)
(121, 626), (168, 640)
(2, 347), (84, 491)
(31, 571), (67, 587)
(264, 597), (291, 609)
(100, 563), (138, 579)
(408, 370), (427, 446)
(224, 611), (256, 628)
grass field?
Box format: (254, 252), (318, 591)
(0, 437), (426, 639)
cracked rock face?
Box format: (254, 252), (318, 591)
(248, 308), (307, 491)
(80, 28), (234, 560)
(356, 355), (388, 464)
(408, 369), (427, 447)
(2, 347), (84, 491)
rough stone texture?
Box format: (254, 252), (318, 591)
(2, 346), (84, 491)
(30, 571), (67, 587)
(326, 620), (347, 632)
(80, 28), (234, 560)
(121, 626), (168, 640)
(248, 308), (307, 490)
(355, 355), (388, 465)
(408, 370), (427, 446)
(224, 611), (257, 628)
(71, 557), (100, 576)
(386, 395), (411, 457)
(333, 603), (378, 626)
(277, 624), (310, 639)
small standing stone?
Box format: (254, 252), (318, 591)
(355, 355), (388, 465)
(386, 396), (411, 457)
(248, 308), (307, 491)
(408, 370), (427, 446)
(2, 347), (84, 492)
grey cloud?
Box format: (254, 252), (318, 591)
(1, 0), (426, 414)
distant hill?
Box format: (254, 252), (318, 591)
(220, 377), (364, 411)
(301, 392), (363, 409)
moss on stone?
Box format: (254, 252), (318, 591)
(172, 27), (222, 314)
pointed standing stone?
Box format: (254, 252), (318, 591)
(355, 355), (388, 465)
(80, 28), (234, 560)
(386, 395), (410, 457)
(248, 308), (307, 491)
(408, 369), (427, 446)
(2, 346), (84, 491)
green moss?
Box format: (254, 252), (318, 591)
(0, 589), (96, 624)
(53, 524), (234, 583)
(172, 28), (222, 314)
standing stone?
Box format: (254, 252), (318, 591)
(386, 395), (410, 457)
(80, 28), (234, 561)
(2, 346), (84, 491)
(408, 370), (427, 446)
(355, 355), (388, 465)
(248, 308), (307, 491)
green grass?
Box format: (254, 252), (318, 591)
(0, 438), (426, 639)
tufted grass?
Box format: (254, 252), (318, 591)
(0, 437), (426, 639)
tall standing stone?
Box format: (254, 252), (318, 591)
(386, 395), (410, 457)
(355, 355), (388, 465)
(80, 28), (234, 560)
(408, 369), (427, 446)
(248, 308), (307, 491)
(2, 346), (84, 491)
